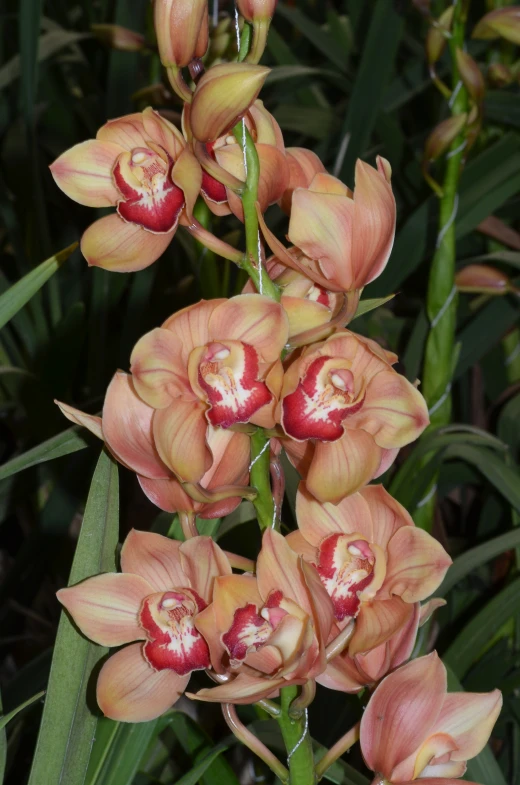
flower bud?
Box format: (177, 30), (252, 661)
(456, 48), (485, 103)
(456, 264), (512, 295)
(190, 62), (270, 143)
(424, 113), (468, 162)
(488, 62), (514, 87)
(473, 7), (520, 45)
(237, 0), (277, 22)
(426, 7), (454, 66)
(91, 24), (146, 52)
(154, 0), (208, 68)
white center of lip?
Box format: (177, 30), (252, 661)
(161, 598), (177, 609)
(132, 151), (148, 164)
(330, 372), (348, 390)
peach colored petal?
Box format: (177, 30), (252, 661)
(395, 780), (478, 785)
(306, 430), (382, 505)
(55, 401), (103, 440)
(189, 673), (287, 704)
(296, 482), (374, 546)
(257, 529), (313, 617)
(171, 148), (202, 222)
(180, 537), (232, 603)
(317, 655), (368, 694)
(350, 158), (396, 287)
(373, 446), (400, 478)
(350, 598), (413, 657)
(130, 327), (191, 409)
(81, 214), (174, 272)
(163, 299), (225, 363)
(282, 296), (333, 338)
(50, 140), (122, 207)
(282, 436), (315, 479)
(209, 295), (289, 362)
(96, 113), (148, 149)
(120, 529), (186, 591)
(137, 475), (195, 513)
(384, 527), (452, 602)
(360, 652), (446, 778)
(360, 485), (412, 550)
(289, 188), (355, 289)
(350, 370), (429, 449)
(142, 107), (186, 159)
(285, 530), (319, 563)
(153, 399), (211, 483)
(97, 642), (189, 721)
(431, 690), (503, 762)
(309, 172), (351, 196)
(102, 372), (169, 478)
(57, 573), (151, 646)
(300, 557), (335, 653)
(280, 147), (326, 214)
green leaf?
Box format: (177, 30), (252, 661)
(275, 4), (348, 73)
(439, 528), (520, 596)
(0, 690), (45, 731)
(352, 295), (395, 320)
(0, 426), (92, 482)
(273, 104), (337, 140)
(266, 65), (339, 86)
(173, 745), (228, 785)
(28, 450), (119, 785)
(0, 243), (77, 332)
(455, 297), (520, 381)
(86, 718), (160, 785)
(444, 577), (520, 678)
(0, 31), (90, 91)
(337, 0), (403, 181)
(445, 666), (507, 785)
(443, 443), (520, 513)
(485, 90), (520, 129)
(167, 711), (239, 785)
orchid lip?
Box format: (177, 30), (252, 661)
(317, 534), (376, 621)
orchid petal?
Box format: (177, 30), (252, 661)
(102, 372), (169, 478)
(306, 430), (382, 504)
(55, 401), (103, 440)
(153, 399), (211, 483)
(96, 113), (148, 149)
(384, 526), (452, 602)
(171, 148), (203, 222)
(97, 642), (189, 722)
(81, 214), (174, 272)
(130, 327), (190, 409)
(360, 652), (446, 777)
(50, 140), (122, 207)
(209, 295), (289, 362)
(256, 529), (313, 616)
(163, 299), (225, 361)
(120, 529), (187, 591)
(190, 673), (287, 704)
(142, 107), (186, 159)
(350, 597), (413, 656)
(57, 573), (151, 646)
(180, 537), (232, 603)
(360, 484), (412, 550)
(349, 370), (429, 449)
(296, 482), (374, 546)
(432, 690), (503, 761)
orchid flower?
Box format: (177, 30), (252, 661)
(189, 528), (335, 704)
(280, 331), (429, 503)
(288, 484), (451, 662)
(57, 532), (231, 722)
(56, 371), (250, 518)
(361, 652), (502, 784)
(130, 294), (289, 485)
(258, 157), (396, 294)
(50, 108), (202, 271)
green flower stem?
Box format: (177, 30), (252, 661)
(233, 123), (280, 301)
(192, 198), (220, 298)
(415, 0), (469, 531)
(314, 722), (360, 781)
(249, 429), (275, 531)
(279, 685), (316, 785)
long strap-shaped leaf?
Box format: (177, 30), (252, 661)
(28, 449), (119, 785)
(0, 242), (77, 332)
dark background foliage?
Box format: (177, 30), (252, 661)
(0, 1), (519, 784)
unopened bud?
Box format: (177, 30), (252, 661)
(91, 24), (146, 52)
(487, 62), (514, 87)
(154, 0), (208, 67)
(456, 264), (511, 295)
(426, 7), (454, 66)
(190, 62), (269, 143)
(473, 7), (520, 46)
(424, 113), (468, 162)
(237, 0), (277, 63)
(456, 49), (485, 103)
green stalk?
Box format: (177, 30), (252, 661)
(193, 198), (220, 299)
(278, 686), (315, 785)
(415, 0), (469, 531)
(249, 429), (275, 531)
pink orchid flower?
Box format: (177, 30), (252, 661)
(50, 107), (202, 271)
(279, 331), (429, 503)
(258, 158), (396, 294)
(190, 529), (335, 704)
(185, 100), (289, 221)
(279, 147), (327, 214)
(288, 484), (451, 662)
(130, 294), (289, 485)
(57, 370), (250, 518)
(57, 532), (231, 722)
(361, 652), (502, 784)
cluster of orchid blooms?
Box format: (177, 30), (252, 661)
(49, 1), (502, 783)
